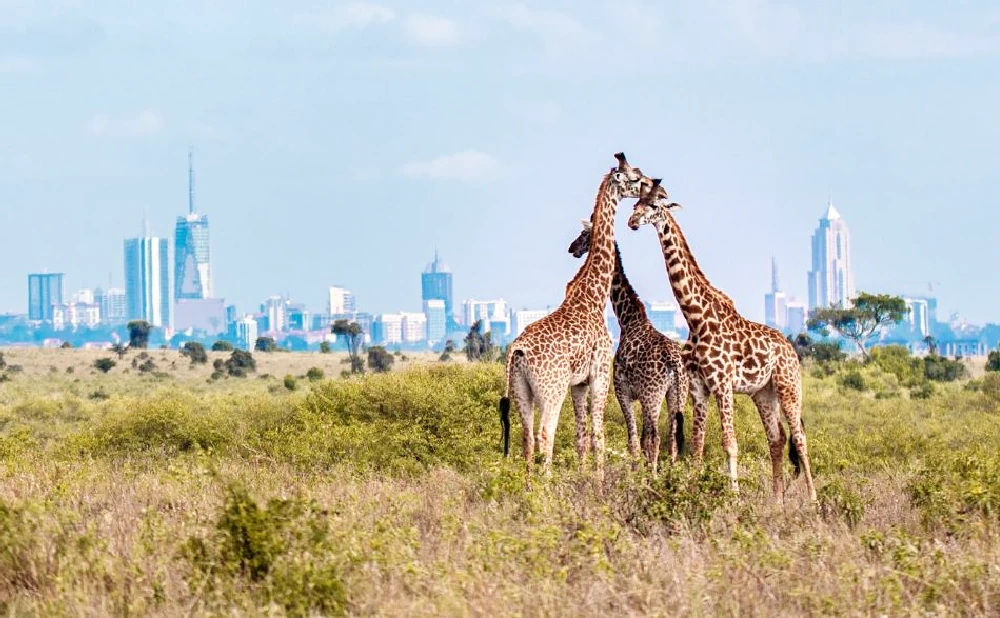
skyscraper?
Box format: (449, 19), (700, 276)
(27, 272), (65, 321)
(807, 201), (855, 310)
(764, 257), (788, 331)
(174, 149), (212, 299)
(124, 236), (170, 327)
(422, 250), (455, 329)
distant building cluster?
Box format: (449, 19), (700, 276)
(5, 172), (999, 355)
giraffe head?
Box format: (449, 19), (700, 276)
(609, 152), (649, 199)
(567, 219), (592, 258)
(627, 178), (682, 230)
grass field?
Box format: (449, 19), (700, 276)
(1, 347), (999, 616)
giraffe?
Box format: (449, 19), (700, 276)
(566, 218), (688, 474)
(627, 179), (817, 503)
(499, 153), (654, 482)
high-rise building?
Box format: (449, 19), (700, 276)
(124, 236), (171, 327)
(646, 300), (682, 336)
(95, 286), (127, 324)
(372, 313), (403, 345)
(424, 299), (446, 344)
(401, 312), (427, 343)
(52, 302), (100, 330)
(422, 250), (455, 329)
(513, 309), (549, 337)
(261, 296), (287, 333)
(174, 150), (212, 300)
(807, 201), (854, 310)
(463, 299), (509, 331)
(229, 315), (258, 351)
(764, 257), (788, 331)
(28, 272), (65, 321)
(786, 299), (807, 335)
(903, 297), (931, 339)
(327, 286), (355, 315)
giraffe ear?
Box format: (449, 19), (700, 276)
(666, 202), (683, 211)
(580, 219), (592, 230)
(651, 178), (662, 187)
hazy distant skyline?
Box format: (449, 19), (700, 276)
(3, 1), (999, 324)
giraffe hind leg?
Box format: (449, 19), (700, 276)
(775, 374), (817, 503)
(571, 383), (591, 469)
(750, 382), (787, 504)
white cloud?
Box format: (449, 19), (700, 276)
(404, 15), (461, 46)
(294, 2), (395, 33)
(85, 109), (165, 138)
(401, 150), (506, 181)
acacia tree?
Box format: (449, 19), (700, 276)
(127, 321), (151, 348)
(332, 319), (364, 373)
(463, 320), (496, 362)
(807, 292), (908, 359)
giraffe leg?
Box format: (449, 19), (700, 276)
(688, 375), (710, 463)
(751, 382), (786, 505)
(665, 369), (688, 464)
(613, 368), (639, 463)
(537, 394), (566, 477)
(776, 373), (817, 503)
(570, 383), (591, 469)
(511, 374), (535, 486)
(713, 381), (739, 493)
(589, 348), (613, 483)
(639, 395), (663, 475)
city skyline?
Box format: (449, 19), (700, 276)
(3, 3), (999, 324)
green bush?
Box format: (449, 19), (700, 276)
(908, 447), (1000, 531)
(212, 340), (234, 352)
(0, 498), (43, 593)
(923, 355), (966, 382)
(93, 357), (116, 374)
(986, 348), (1000, 372)
(839, 370), (867, 392)
(817, 479), (868, 527)
(305, 367), (324, 381)
(283, 375), (297, 391)
(181, 341), (208, 364)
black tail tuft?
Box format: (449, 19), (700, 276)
(499, 397), (511, 457)
(674, 412), (685, 455)
(788, 417), (804, 478)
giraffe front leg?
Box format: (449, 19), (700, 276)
(613, 371), (639, 465)
(714, 382), (739, 494)
(688, 375), (710, 463)
(570, 384), (591, 470)
(589, 352), (613, 484)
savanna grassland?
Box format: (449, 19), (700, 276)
(2, 346), (1000, 616)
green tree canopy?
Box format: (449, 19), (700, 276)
(254, 337), (277, 353)
(463, 320), (496, 362)
(93, 357), (116, 374)
(807, 293), (908, 359)
(367, 345), (394, 373)
(181, 341), (208, 364)
(127, 321), (151, 349)
(331, 320), (364, 374)
(212, 340), (234, 352)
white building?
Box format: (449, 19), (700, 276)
(463, 299), (509, 330)
(904, 297), (930, 338)
(327, 286), (355, 315)
(400, 312), (427, 343)
(232, 315), (258, 351)
(513, 309), (549, 337)
(764, 257), (788, 331)
(72, 288), (95, 305)
(808, 201), (855, 310)
(52, 302), (101, 330)
(124, 235), (171, 327)
(375, 313), (403, 345)
(786, 299), (807, 335)
(261, 296), (286, 333)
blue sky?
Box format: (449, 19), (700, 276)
(2, 1), (999, 324)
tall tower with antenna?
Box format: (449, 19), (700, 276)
(174, 147), (213, 300)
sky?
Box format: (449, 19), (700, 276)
(2, 1), (999, 325)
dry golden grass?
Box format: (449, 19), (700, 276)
(1, 347), (999, 616)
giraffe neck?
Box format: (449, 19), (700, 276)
(609, 241), (648, 331)
(652, 212), (734, 331)
(566, 174), (622, 312)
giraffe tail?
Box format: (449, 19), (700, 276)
(788, 417), (804, 477)
(499, 348), (523, 457)
(674, 411), (685, 455)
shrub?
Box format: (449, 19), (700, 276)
(868, 346), (924, 387)
(319, 341), (332, 354)
(181, 342), (208, 364)
(212, 340), (234, 352)
(981, 373), (1000, 404)
(910, 382), (935, 400)
(367, 346), (394, 373)
(986, 347), (1000, 372)
(818, 479), (868, 527)
(59, 341), (72, 349)
(254, 337), (277, 353)
(283, 375), (297, 391)
(840, 370), (867, 392)
(93, 358), (116, 374)
(225, 350), (256, 377)
(0, 498), (43, 593)
(0, 352), (5, 370)
(305, 367), (324, 381)
(923, 355), (966, 382)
